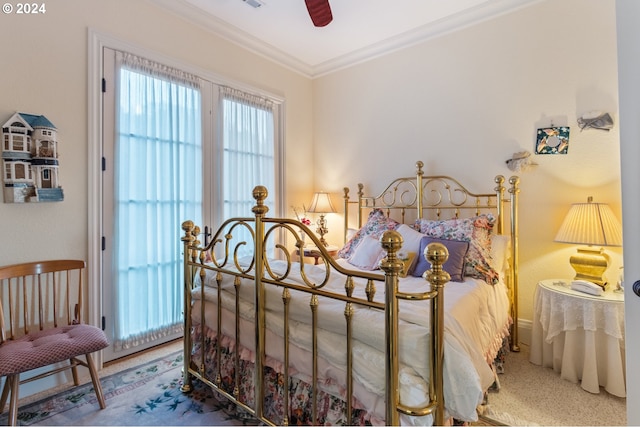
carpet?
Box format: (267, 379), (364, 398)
(0, 351), (260, 426)
(477, 405), (539, 426)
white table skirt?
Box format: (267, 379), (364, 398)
(530, 280), (626, 397)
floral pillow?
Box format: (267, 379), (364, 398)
(338, 209), (400, 259)
(414, 214), (498, 284)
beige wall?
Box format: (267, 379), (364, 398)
(311, 0), (622, 326)
(0, 0), (314, 263)
(0, 0), (623, 333)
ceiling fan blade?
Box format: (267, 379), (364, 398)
(305, 0), (332, 27)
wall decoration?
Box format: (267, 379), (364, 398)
(535, 126), (570, 155)
(577, 111), (614, 131)
(505, 150), (538, 172)
(1, 112), (64, 203)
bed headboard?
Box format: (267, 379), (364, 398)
(342, 160), (521, 351)
(343, 161), (518, 235)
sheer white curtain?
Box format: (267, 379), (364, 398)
(221, 86), (276, 257)
(113, 52), (202, 350)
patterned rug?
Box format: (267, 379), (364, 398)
(0, 351), (260, 426)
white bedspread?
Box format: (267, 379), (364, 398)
(191, 256), (510, 424)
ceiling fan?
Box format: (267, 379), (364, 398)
(304, 0), (332, 27)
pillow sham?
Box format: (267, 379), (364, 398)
(411, 236), (469, 282)
(338, 209), (400, 259)
(414, 214), (498, 284)
(348, 235), (386, 270)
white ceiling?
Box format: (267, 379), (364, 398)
(151, 0), (539, 77)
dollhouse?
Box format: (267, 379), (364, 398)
(1, 112), (64, 203)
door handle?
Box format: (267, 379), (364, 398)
(633, 280), (640, 297)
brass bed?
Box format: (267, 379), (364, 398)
(180, 161), (520, 426)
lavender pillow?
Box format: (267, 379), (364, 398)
(414, 214), (498, 284)
(411, 236), (470, 282)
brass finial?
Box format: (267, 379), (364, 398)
(181, 220), (195, 242)
(424, 242), (450, 285)
(252, 185), (269, 216)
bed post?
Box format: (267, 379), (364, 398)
(424, 243), (450, 427)
(416, 161), (424, 219)
(494, 175), (506, 235)
(379, 230), (404, 426)
(357, 183), (365, 228)
(343, 187), (350, 244)
(382, 236), (450, 426)
(251, 185), (269, 420)
(508, 176), (521, 352)
(180, 220), (196, 393)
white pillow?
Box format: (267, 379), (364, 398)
(396, 224), (424, 274)
(396, 224), (424, 253)
(490, 234), (511, 275)
(348, 235), (385, 270)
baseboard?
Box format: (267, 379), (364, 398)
(515, 318), (532, 347)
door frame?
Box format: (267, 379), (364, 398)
(616, 0), (640, 423)
(88, 30), (200, 363)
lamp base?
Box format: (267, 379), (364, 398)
(316, 214), (329, 246)
(569, 247), (610, 288)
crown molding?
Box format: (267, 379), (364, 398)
(150, 0), (542, 79)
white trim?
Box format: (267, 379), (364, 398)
(150, 0), (543, 79)
(312, 0), (544, 77)
(149, 0), (314, 78)
(516, 318), (532, 347)
(87, 27), (104, 367)
(87, 28), (286, 365)
(89, 29), (284, 104)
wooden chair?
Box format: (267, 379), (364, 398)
(0, 260), (109, 426)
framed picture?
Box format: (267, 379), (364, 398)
(536, 126), (570, 155)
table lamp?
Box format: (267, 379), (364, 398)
(554, 196), (623, 288)
(307, 191), (336, 246)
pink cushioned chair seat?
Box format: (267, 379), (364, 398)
(0, 324), (109, 375)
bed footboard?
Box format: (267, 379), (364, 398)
(181, 185), (451, 426)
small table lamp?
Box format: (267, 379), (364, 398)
(307, 191), (336, 246)
(554, 196), (623, 288)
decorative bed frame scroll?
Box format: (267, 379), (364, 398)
(343, 161), (520, 352)
(180, 161), (520, 426)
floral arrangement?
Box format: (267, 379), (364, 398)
(292, 205), (311, 226)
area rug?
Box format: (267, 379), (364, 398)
(0, 351), (260, 426)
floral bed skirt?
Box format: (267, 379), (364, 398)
(190, 325), (376, 425)
(189, 325), (510, 426)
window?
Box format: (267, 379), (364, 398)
(220, 87), (277, 257)
(13, 137), (24, 152)
(15, 163), (25, 180)
(110, 52), (203, 352)
(98, 44), (284, 360)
